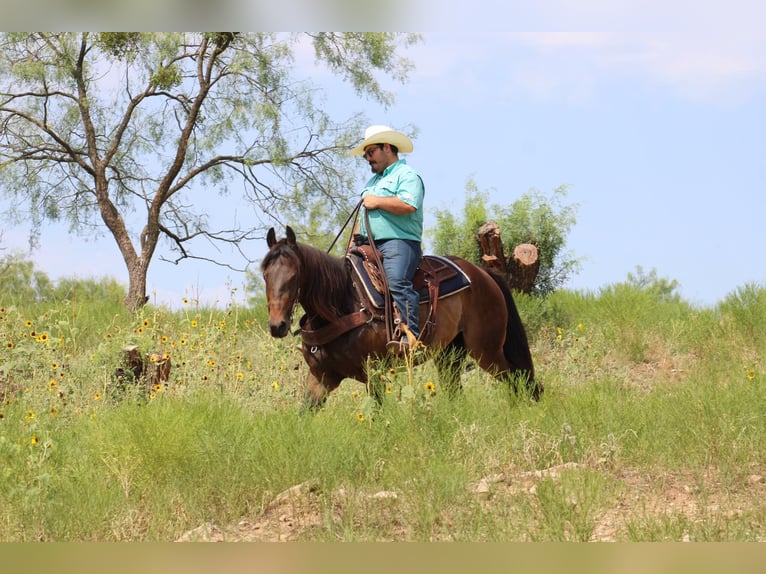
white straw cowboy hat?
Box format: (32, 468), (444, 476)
(349, 125), (414, 156)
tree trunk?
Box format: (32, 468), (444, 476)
(507, 243), (540, 294)
(125, 260), (150, 311)
(476, 222), (540, 294)
(477, 222), (508, 274)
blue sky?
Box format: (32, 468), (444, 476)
(4, 28), (765, 309)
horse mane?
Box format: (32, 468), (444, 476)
(262, 239), (355, 323)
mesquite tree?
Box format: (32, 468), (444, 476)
(0, 32), (419, 310)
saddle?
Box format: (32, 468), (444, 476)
(346, 245), (471, 343)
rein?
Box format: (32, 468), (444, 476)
(326, 199), (363, 254)
(362, 208), (396, 344)
(295, 199), (397, 347)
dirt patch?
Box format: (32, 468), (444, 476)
(176, 464), (766, 542)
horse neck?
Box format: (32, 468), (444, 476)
(296, 244), (355, 322)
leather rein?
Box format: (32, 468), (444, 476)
(297, 200), (395, 348)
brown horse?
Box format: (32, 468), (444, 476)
(262, 226), (540, 409)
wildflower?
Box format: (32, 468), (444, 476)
(182, 297), (189, 305)
(425, 381), (436, 395)
(94, 392), (102, 401)
(179, 338), (187, 346)
(206, 359), (217, 368)
(191, 320), (198, 328)
(746, 369), (756, 381)
(31, 434), (39, 446)
(6, 341), (14, 349)
(386, 385), (393, 394)
(37, 333), (49, 343)
(356, 412), (365, 423)
(153, 383), (163, 393)
(48, 379), (58, 390)
(25, 320), (32, 328)
(51, 363), (58, 370)
(577, 323), (584, 331)
(161, 336), (168, 344)
(25, 410), (36, 421)
(143, 319), (151, 328)
(149, 354), (158, 363)
(149, 391), (156, 399)
(236, 372), (244, 380)
(272, 380), (280, 391)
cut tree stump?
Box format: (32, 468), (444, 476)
(477, 222), (539, 294)
(478, 222), (508, 274)
(508, 243), (540, 294)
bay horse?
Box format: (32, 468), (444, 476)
(262, 226), (540, 409)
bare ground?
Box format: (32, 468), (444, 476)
(176, 462), (766, 542)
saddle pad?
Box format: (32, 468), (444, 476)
(346, 253), (472, 310)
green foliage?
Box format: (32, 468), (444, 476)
(0, 32), (420, 309)
(311, 33), (421, 107)
(0, 253), (125, 307)
(0, 253), (54, 303)
(717, 282), (766, 347)
(1, 276), (766, 540)
(96, 32), (142, 59)
(149, 64), (181, 90)
(429, 179), (581, 295)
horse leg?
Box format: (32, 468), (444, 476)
(434, 334), (468, 398)
(302, 370), (341, 412)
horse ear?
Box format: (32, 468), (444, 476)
(286, 226), (297, 246)
(266, 228), (277, 248)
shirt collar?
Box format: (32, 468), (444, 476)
(381, 158), (406, 177)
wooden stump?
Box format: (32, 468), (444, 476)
(477, 222), (540, 294)
(477, 222), (507, 273)
(508, 243), (540, 294)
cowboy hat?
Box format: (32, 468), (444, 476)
(349, 125), (414, 156)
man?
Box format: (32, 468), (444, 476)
(349, 125), (425, 352)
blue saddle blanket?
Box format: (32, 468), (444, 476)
(346, 252), (471, 311)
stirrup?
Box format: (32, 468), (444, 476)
(386, 338), (409, 355)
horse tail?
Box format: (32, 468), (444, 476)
(485, 268), (540, 398)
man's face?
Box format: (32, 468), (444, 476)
(363, 143), (389, 175)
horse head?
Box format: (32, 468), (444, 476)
(262, 226), (301, 338)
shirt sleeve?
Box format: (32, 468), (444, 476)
(395, 169), (424, 209)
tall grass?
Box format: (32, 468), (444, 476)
(1, 278), (765, 541)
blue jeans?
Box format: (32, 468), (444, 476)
(377, 239), (422, 340)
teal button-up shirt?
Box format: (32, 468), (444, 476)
(360, 159), (425, 242)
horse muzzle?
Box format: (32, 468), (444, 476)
(269, 320), (291, 338)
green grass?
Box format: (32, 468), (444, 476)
(1, 280), (766, 541)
